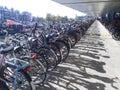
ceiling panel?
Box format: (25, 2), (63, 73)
(52, 0), (120, 17)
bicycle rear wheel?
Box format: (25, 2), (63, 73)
(39, 47), (58, 71)
(55, 40), (69, 62)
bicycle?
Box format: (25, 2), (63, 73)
(0, 45), (33, 90)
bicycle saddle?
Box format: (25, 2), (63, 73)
(0, 46), (14, 54)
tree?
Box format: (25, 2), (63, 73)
(61, 16), (68, 23)
(46, 13), (53, 21)
(36, 17), (45, 23)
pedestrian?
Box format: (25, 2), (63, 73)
(32, 22), (37, 37)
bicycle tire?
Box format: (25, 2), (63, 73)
(37, 55), (48, 72)
(55, 40), (70, 62)
(28, 59), (47, 85)
(38, 47), (58, 71)
(69, 35), (77, 47)
(112, 33), (120, 41)
(48, 43), (62, 64)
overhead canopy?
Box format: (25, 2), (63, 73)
(52, 0), (120, 17)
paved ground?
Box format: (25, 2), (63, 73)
(36, 20), (120, 90)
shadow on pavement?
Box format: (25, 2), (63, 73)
(35, 34), (118, 90)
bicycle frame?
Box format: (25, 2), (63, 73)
(0, 53), (30, 90)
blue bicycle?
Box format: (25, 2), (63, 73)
(0, 45), (34, 90)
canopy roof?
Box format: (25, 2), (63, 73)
(52, 0), (120, 17)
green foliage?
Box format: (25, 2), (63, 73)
(36, 17), (45, 23)
(45, 13), (70, 22)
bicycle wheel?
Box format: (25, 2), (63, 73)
(55, 40), (69, 62)
(75, 31), (81, 41)
(39, 47), (58, 71)
(112, 33), (120, 41)
(48, 43), (62, 64)
(69, 35), (77, 48)
(37, 55), (48, 72)
(27, 59), (46, 85)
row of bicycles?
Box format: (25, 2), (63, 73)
(102, 20), (120, 40)
(0, 19), (94, 90)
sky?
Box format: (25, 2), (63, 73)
(0, 0), (86, 18)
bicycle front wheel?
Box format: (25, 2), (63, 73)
(28, 59), (47, 85)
